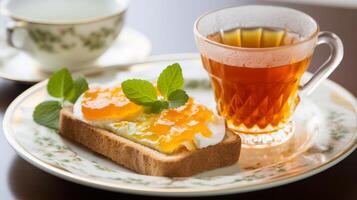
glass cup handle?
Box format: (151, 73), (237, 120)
(299, 31), (344, 96)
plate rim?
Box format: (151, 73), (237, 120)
(3, 53), (357, 196)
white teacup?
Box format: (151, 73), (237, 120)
(1, 0), (129, 72)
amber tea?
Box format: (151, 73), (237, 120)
(208, 27), (302, 48)
(202, 27), (311, 133)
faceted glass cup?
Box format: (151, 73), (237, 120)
(194, 5), (343, 147)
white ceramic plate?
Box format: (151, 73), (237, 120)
(3, 54), (357, 196)
(0, 27), (151, 84)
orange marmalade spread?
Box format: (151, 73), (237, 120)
(80, 85), (216, 154)
(81, 86), (143, 121)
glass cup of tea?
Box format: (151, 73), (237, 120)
(194, 5), (343, 148)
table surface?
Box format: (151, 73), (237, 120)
(1, 0), (357, 199)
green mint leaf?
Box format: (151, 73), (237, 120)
(72, 76), (89, 100)
(157, 63), (184, 98)
(168, 89), (189, 108)
(149, 100), (169, 113)
(47, 68), (73, 98)
(33, 101), (62, 130)
(65, 76), (89, 103)
(121, 79), (157, 105)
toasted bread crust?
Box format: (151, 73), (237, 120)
(59, 107), (241, 177)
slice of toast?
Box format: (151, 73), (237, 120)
(59, 107), (241, 177)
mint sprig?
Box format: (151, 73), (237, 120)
(168, 89), (189, 108)
(121, 79), (157, 105)
(65, 76), (89, 103)
(157, 63), (184, 98)
(150, 100), (169, 113)
(33, 68), (88, 130)
(121, 63), (189, 113)
(33, 101), (62, 130)
(33, 63), (188, 130)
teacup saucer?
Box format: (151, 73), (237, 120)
(0, 28), (151, 84)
